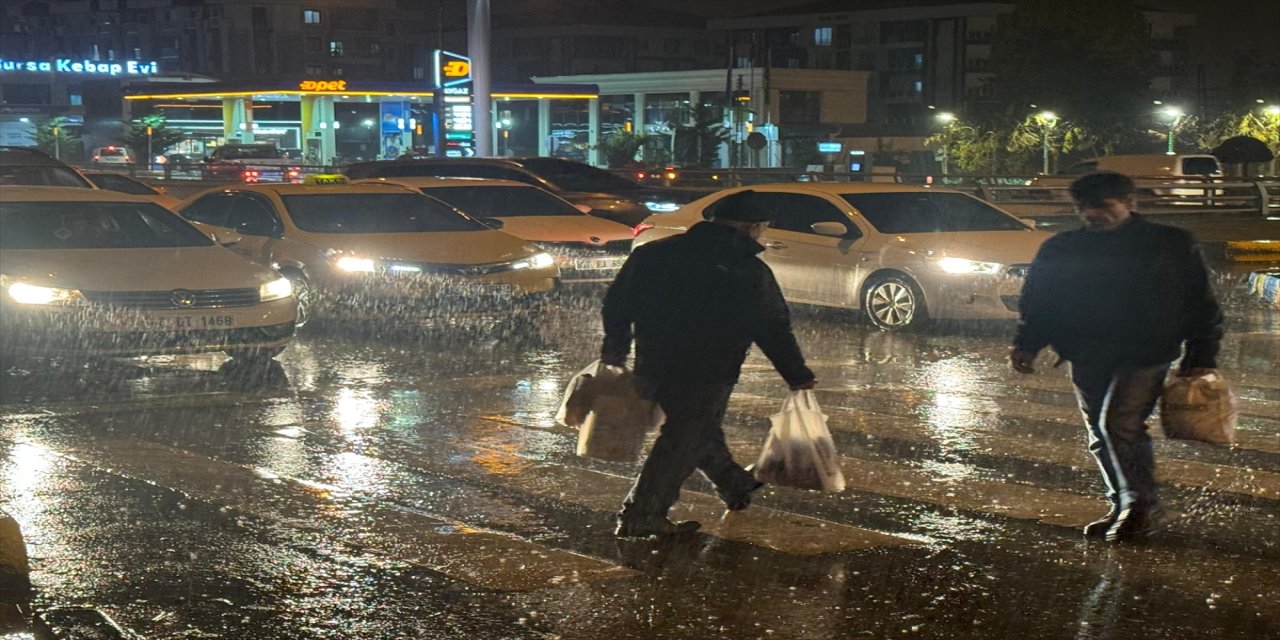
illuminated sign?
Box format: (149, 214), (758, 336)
(434, 50), (472, 89)
(817, 141), (843, 153)
(299, 80), (348, 92)
(433, 50), (474, 157)
(0, 58), (158, 76)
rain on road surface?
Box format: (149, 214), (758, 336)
(1, 276), (1277, 639)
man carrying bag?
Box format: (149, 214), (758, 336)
(602, 190), (816, 538)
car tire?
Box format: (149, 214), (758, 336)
(281, 269), (312, 328)
(224, 345), (286, 361)
(862, 274), (927, 331)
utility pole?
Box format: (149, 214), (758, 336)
(467, 0), (491, 156)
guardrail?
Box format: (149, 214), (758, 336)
(618, 168), (1280, 219)
(80, 162), (342, 181)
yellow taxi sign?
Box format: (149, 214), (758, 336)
(305, 174), (349, 185)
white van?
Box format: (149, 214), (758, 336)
(1061, 154), (1222, 179)
(1033, 154), (1222, 198)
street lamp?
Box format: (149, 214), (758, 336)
(935, 112), (956, 175)
(1161, 107), (1184, 155)
(1036, 111), (1058, 174)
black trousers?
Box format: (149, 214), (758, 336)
(620, 381), (757, 522)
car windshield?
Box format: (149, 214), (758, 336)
(0, 201), (214, 249)
(841, 192), (1028, 233)
(517, 158), (641, 193)
(86, 174), (159, 196)
(281, 193), (487, 233)
(217, 146), (283, 160)
(422, 185), (583, 217)
(0, 163), (93, 188)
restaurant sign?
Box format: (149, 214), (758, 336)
(0, 58), (159, 76)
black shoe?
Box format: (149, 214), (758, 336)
(719, 480), (765, 511)
(1083, 507), (1120, 539)
(615, 517), (701, 538)
(1106, 506), (1167, 543)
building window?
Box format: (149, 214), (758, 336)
(814, 26), (833, 47)
(303, 9), (321, 24)
(305, 64), (323, 76)
(369, 43), (380, 56)
(2, 84), (52, 105)
(413, 66), (425, 80)
(329, 40), (343, 56)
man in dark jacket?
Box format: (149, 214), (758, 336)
(1010, 171), (1223, 542)
(602, 189), (816, 537)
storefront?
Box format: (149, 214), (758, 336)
(123, 79), (599, 167)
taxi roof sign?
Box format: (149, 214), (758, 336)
(305, 174), (349, 185)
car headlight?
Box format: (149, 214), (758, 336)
(512, 252), (556, 270)
(935, 257), (1003, 275)
(644, 201), (680, 212)
(335, 256), (377, 273)
(259, 277), (293, 302)
(5, 281), (87, 306)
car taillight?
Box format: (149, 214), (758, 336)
(92, 156), (99, 161)
(632, 222), (654, 238)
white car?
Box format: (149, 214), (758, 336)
(1, 187), (297, 365)
(357, 177), (633, 283)
(635, 184), (1053, 330)
(91, 146), (133, 165)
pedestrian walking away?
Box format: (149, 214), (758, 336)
(601, 189), (817, 538)
(1009, 171), (1223, 543)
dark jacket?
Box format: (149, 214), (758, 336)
(602, 221), (814, 386)
(1013, 214), (1223, 369)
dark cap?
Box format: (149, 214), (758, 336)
(705, 190), (773, 222)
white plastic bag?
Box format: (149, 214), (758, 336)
(751, 390), (846, 492)
(556, 360), (664, 461)
(1160, 372), (1238, 445)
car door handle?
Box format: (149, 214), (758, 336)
(764, 241), (787, 250)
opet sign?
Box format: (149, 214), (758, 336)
(0, 58), (159, 76)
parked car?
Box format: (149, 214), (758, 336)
(91, 146), (133, 165)
(176, 178), (559, 325)
(0, 146), (95, 188)
(358, 177), (633, 283)
(1, 187), (297, 365)
(634, 184), (1053, 330)
(343, 156), (707, 227)
(82, 171), (182, 209)
(206, 144), (302, 183)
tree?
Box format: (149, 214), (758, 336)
(34, 116), (84, 161)
(594, 131), (647, 168)
(669, 104), (730, 168)
(985, 0), (1155, 152)
(121, 114), (185, 165)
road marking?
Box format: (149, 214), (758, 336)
(42, 438), (638, 592)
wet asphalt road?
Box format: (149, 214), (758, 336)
(1, 278), (1277, 640)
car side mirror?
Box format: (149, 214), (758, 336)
(478, 217), (505, 229)
(1020, 218), (1037, 229)
(212, 230), (243, 246)
(811, 221), (851, 237)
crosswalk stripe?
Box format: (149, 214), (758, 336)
(37, 438), (638, 592)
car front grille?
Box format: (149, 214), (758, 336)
(81, 288), (261, 309)
(381, 260), (524, 278)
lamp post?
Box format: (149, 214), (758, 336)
(1036, 111), (1058, 174)
(1162, 107), (1184, 155)
(936, 111), (956, 175)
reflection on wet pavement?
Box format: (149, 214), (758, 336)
(0, 281), (1277, 638)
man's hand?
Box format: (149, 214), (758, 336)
(790, 379), (817, 391)
(1177, 366), (1216, 378)
(1009, 348), (1038, 374)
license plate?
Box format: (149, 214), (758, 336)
(170, 315), (235, 329)
(573, 256), (625, 271)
